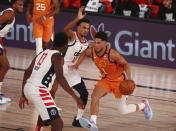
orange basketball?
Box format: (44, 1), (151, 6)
(119, 80), (136, 95)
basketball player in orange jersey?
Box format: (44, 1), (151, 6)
(0, 0), (23, 104)
(26, 0), (59, 55)
(72, 31), (153, 131)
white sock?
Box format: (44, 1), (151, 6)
(0, 82), (2, 94)
(76, 108), (84, 120)
(90, 115), (97, 124)
(138, 103), (145, 111)
(35, 38), (43, 55)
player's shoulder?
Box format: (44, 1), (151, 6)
(2, 9), (14, 17)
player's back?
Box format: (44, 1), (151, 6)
(33, 0), (53, 17)
(0, 8), (15, 37)
(27, 49), (59, 90)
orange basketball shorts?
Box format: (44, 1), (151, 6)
(33, 16), (54, 43)
(95, 74), (125, 98)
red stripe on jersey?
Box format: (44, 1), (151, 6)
(40, 93), (50, 97)
(0, 37), (2, 44)
(40, 87), (46, 89)
(39, 89), (48, 93)
(44, 102), (55, 106)
(42, 97), (52, 100)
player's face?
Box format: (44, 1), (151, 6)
(15, 0), (23, 14)
(61, 44), (68, 54)
(94, 38), (107, 53)
(163, 0), (172, 8)
(77, 22), (89, 37)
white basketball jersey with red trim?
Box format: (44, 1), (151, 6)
(27, 49), (59, 90)
(0, 8), (15, 37)
(64, 32), (89, 65)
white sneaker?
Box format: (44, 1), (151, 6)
(0, 97), (6, 105)
(79, 118), (98, 131)
(0, 94), (11, 103)
(142, 99), (153, 120)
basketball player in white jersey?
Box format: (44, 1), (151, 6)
(64, 6), (91, 127)
(0, 0), (23, 104)
(51, 7), (90, 127)
(19, 32), (84, 131)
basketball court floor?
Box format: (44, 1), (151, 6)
(0, 47), (175, 131)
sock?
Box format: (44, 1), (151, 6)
(138, 103), (145, 111)
(35, 38), (43, 55)
(0, 82), (2, 94)
(36, 125), (43, 131)
(76, 108), (84, 120)
(90, 115), (97, 124)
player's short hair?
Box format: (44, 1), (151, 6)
(53, 32), (68, 48)
(95, 31), (107, 41)
(77, 18), (90, 26)
(9, 0), (18, 5)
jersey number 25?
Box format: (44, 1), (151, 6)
(36, 3), (46, 11)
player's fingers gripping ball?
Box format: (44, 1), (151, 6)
(119, 80), (136, 95)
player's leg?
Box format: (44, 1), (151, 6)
(36, 79), (59, 131)
(42, 17), (54, 50)
(33, 19), (44, 55)
(79, 79), (109, 131)
(72, 79), (89, 127)
(0, 45), (11, 104)
(24, 84), (62, 131)
(113, 83), (152, 120)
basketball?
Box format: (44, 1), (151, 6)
(119, 80), (136, 95)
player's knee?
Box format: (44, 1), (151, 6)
(118, 106), (129, 115)
(80, 89), (88, 105)
(50, 117), (63, 130)
(74, 80), (89, 105)
(91, 92), (100, 102)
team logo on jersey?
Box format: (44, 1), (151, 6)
(98, 60), (106, 68)
(50, 109), (57, 116)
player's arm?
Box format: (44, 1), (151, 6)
(45, 0), (60, 18)
(51, 53), (84, 109)
(0, 10), (14, 25)
(19, 57), (36, 109)
(64, 6), (86, 42)
(26, 0), (33, 23)
(110, 49), (131, 80)
(70, 47), (92, 70)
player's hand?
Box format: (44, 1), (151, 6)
(26, 12), (32, 24)
(77, 6), (86, 20)
(36, 16), (46, 24)
(76, 98), (84, 109)
(19, 96), (29, 109)
(68, 65), (79, 71)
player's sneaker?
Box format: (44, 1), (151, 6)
(142, 99), (153, 120)
(0, 94), (11, 103)
(0, 96), (6, 105)
(72, 116), (81, 127)
(79, 118), (98, 131)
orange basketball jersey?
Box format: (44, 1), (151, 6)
(92, 46), (124, 81)
(33, 0), (53, 16)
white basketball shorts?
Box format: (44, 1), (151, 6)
(24, 83), (59, 121)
